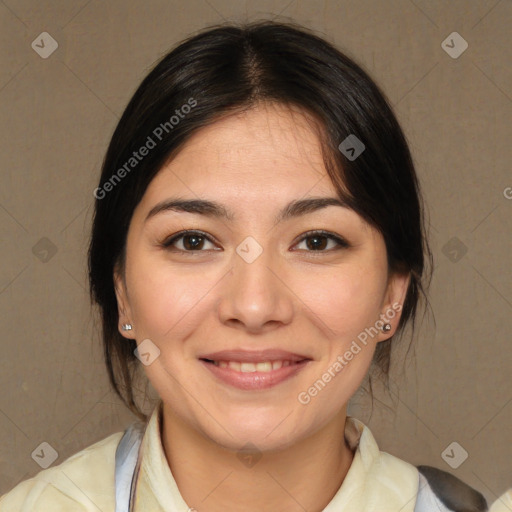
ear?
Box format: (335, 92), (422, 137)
(113, 263), (135, 339)
(376, 271), (411, 342)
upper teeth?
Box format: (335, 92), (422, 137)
(213, 360), (292, 372)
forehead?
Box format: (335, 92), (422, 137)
(141, 103), (338, 207)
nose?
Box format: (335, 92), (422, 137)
(217, 243), (294, 333)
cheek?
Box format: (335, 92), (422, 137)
(297, 263), (386, 338)
(127, 258), (216, 339)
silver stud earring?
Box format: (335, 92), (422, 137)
(122, 324), (133, 331)
(382, 323), (391, 333)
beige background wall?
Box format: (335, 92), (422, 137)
(1, 0), (511, 506)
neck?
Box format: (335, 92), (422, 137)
(160, 404), (355, 512)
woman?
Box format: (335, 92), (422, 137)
(1, 19), (502, 512)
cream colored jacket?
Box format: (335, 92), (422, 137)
(0, 400), (504, 511)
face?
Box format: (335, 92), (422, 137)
(114, 102), (409, 452)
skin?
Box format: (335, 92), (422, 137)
(114, 102), (410, 512)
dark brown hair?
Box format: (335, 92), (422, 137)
(88, 19), (432, 423)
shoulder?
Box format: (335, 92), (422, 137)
(489, 488), (512, 512)
(374, 450), (488, 511)
(415, 465), (488, 512)
(0, 430), (124, 512)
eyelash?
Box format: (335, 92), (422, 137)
(161, 229), (350, 254)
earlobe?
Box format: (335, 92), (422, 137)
(113, 266), (134, 338)
(377, 271), (411, 341)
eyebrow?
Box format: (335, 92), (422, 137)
(144, 196), (350, 225)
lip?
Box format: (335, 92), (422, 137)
(198, 349), (312, 391)
(200, 359), (310, 390)
(198, 349), (310, 363)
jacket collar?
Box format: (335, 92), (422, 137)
(130, 400), (419, 511)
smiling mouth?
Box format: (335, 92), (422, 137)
(201, 359), (308, 373)
(199, 357), (311, 390)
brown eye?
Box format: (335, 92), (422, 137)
(161, 229), (349, 254)
(162, 230), (217, 252)
(294, 230), (350, 252)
